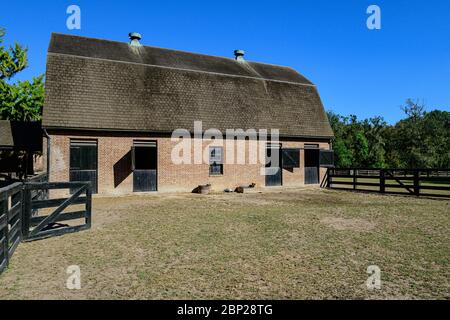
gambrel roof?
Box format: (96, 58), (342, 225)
(43, 33), (333, 138)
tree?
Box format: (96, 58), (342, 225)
(329, 100), (450, 169)
(401, 98), (425, 120)
(0, 28), (44, 121)
(387, 100), (442, 168)
(327, 111), (386, 168)
(327, 111), (354, 167)
(363, 117), (387, 168)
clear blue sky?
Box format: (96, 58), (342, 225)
(1, 0), (449, 123)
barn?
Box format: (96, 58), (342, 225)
(42, 33), (334, 195)
(0, 120), (43, 181)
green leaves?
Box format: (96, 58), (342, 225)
(0, 28), (43, 121)
(0, 28), (28, 80)
(327, 111), (382, 168)
(387, 107), (450, 169)
(0, 75), (44, 121)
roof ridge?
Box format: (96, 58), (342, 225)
(51, 33), (249, 65)
(48, 51), (317, 87)
(49, 33), (313, 85)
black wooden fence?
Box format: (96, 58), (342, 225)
(0, 183), (24, 275)
(23, 182), (92, 241)
(0, 176), (92, 275)
(325, 168), (450, 198)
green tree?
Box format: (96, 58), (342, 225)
(421, 110), (450, 168)
(329, 99), (449, 169)
(327, 111), (385, 168)
(363, 117), (387, 168)
(0, 28), (44, 121)
(327, 111), (354, 167)
(388, 100), (433, 168)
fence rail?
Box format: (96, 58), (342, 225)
(326, 168), (450, 198)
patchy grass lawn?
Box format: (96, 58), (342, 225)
(0, 188), (448, 300)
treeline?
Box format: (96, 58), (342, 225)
(328, 99), (450, 169)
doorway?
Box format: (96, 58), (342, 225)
(304, 145), (319, 185)
(132, 141), (157, 192)
(70, 140), (98, 194)
(265, 144), (282, 187)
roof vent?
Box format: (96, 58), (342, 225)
(234, 49), (245, 61)
(129, 32), (142, 47)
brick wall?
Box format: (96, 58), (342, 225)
(46, 131), (330, 196)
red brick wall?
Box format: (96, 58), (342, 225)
(46, 132), (331, 195)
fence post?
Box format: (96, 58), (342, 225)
(325, 169), (330, 188)
(85, 183), (92, 228)
(21, 186), (31, 241)
(414, 171), (420, 196)
(353, 169), (357, 190)
(1, 194), (9, 269)
(380, 169), (385, 194)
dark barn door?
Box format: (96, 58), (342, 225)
(132, 141), (157, 192)
(265, 144), (282, 187)
(70, 140), (98, 194)
(304, 145), (319, 185)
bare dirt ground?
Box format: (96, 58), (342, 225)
(0, 188), (448, 300)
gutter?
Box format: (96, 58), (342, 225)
(44, 126), (334, 141)
(43, 128), (51, 180)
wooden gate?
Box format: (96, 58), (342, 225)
(22, 182), (92, 242)
(0, 183), (24, 274)
(0, 179), (92, 275)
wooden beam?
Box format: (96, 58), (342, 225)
(25, 181), (91, 190)
(25, 225), (90, 242)
(31, 196), (87, 210)
(29, 185), (86, 237)
(30, 211), (86, 226)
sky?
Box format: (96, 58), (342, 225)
(1, 0), (449, 124)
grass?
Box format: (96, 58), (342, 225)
(0, 188), (448, 300)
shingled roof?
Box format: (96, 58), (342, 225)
(43, 33), (333, 138)
(0, 120), (14, 148)
(0, 120), (43, 151)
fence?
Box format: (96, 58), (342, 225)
(0, 177), (92, 275)
(23, 182), (92, 241)
(0, 183), (24, 274)
(325, 168), (450, 198)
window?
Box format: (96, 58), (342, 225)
(131, 141), (158, 192)
(209, 147), (223, 176)
(282, 149), (300, 168)
(70, 141), (97, 170)
(131, 141), (157, 171)
(319, 150), (335, 167)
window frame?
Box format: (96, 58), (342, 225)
(131, 141), (157, 171)
(69, 140), (98, 171)
(209, 146), (224, 176)
(319, 150), (335, 168)
(281, 148), (301, 168)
